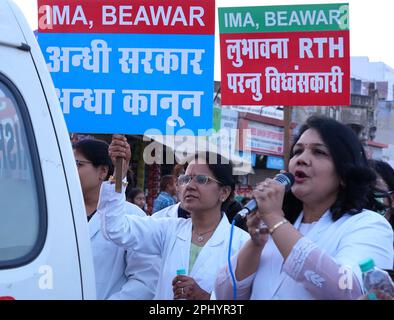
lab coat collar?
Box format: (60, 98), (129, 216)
(188, 215), (230, 277)
(176, 219), (193, 241)
(294, 209), (332, 239)
(176, 214), (228, 247)
(205, 214), (229, 247)
(89, 212), (101, 239)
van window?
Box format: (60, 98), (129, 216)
(0, 74), (46, 268)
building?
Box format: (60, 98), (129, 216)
(350, 57), (394, 162)
(214, 82), (294, 197)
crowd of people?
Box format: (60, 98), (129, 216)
(73, 116), (393, 300)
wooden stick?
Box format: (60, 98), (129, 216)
(115, 157), (123, 193)
(283, 106), (292, 171)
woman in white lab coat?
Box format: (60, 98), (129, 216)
(73, 139), (158, 299)
(98, 135), (249, 299)
(214, 116), (393, 300)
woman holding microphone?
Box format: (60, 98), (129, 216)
(214, 116), (393, 300)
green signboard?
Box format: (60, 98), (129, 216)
(219, 3), (349, 33)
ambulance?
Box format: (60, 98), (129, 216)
(0, 0), (95, 299)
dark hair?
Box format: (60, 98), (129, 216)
(225, 198), (247, 231)
(190, 152), (237, 211)
(72, 139), (113, 180)
(160, 175), (175, 192)
(368, 159), (394, 229)
(172, 164), (185, 177)
(370, 160), (394, 191)
(284, 116), (377, 223)
(127, 188), (144, 203)
(241, 197), (251, 206)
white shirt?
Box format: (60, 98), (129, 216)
(298, 222), (317, 235)
(152, 203), (180, 219)
(90, 199), (158, 299)
(215, 209), (393, 300)
(98, 181), (250, 299)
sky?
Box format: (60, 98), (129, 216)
(13, 0), (394, 80)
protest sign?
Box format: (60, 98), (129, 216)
(38, 0), (215, 134)
(219, 3), (350, 106)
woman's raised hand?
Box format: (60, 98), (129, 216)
(253, 178), (286, 220)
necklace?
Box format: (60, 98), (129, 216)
(193, 228), (215, 243)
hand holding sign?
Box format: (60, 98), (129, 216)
(108, 134), (130, 193)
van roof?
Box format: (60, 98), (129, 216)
(0, 1), (30, 49)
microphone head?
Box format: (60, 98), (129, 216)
(243, 198), (257, 212)
(274, 172), (295, 192)
(234, 173), (294, 222)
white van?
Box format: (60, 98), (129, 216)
(0, 0), (95, 299)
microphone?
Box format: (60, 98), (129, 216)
(234, 172), (295, 222)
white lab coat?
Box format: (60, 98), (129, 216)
(99, 182), (250, 299)
(90, 202), (158, 299)
(246, 209), (393, 299)
(152, 203), (180, 218)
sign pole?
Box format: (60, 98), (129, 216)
(283, 106), (292, 171)
(115, 157), (123, 193)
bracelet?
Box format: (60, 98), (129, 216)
(108, 175), (128, 187)
(268, 218), (288, 235)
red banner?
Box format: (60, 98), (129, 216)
(38, 0), (215, 34)
(220, 30), (350, 106)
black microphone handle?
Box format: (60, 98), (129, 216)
(233, 172), (294, 222)
(233, 199), (257, 222)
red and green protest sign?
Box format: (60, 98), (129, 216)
(219, 3), (350, 106)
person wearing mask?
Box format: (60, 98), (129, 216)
(73, 139), (158, 299)
(98, 135), (250, 299)
(369, 159), (394, 230)
(224, 196), (248, 231)
(214, 116), (393, 300)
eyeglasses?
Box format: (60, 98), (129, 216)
(374, 190), (393, 216)
(75, 159), (93, 167)
(376, 205), (394, 217)
(374, 190), (394, 198)
(177, 174), (222, 186)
